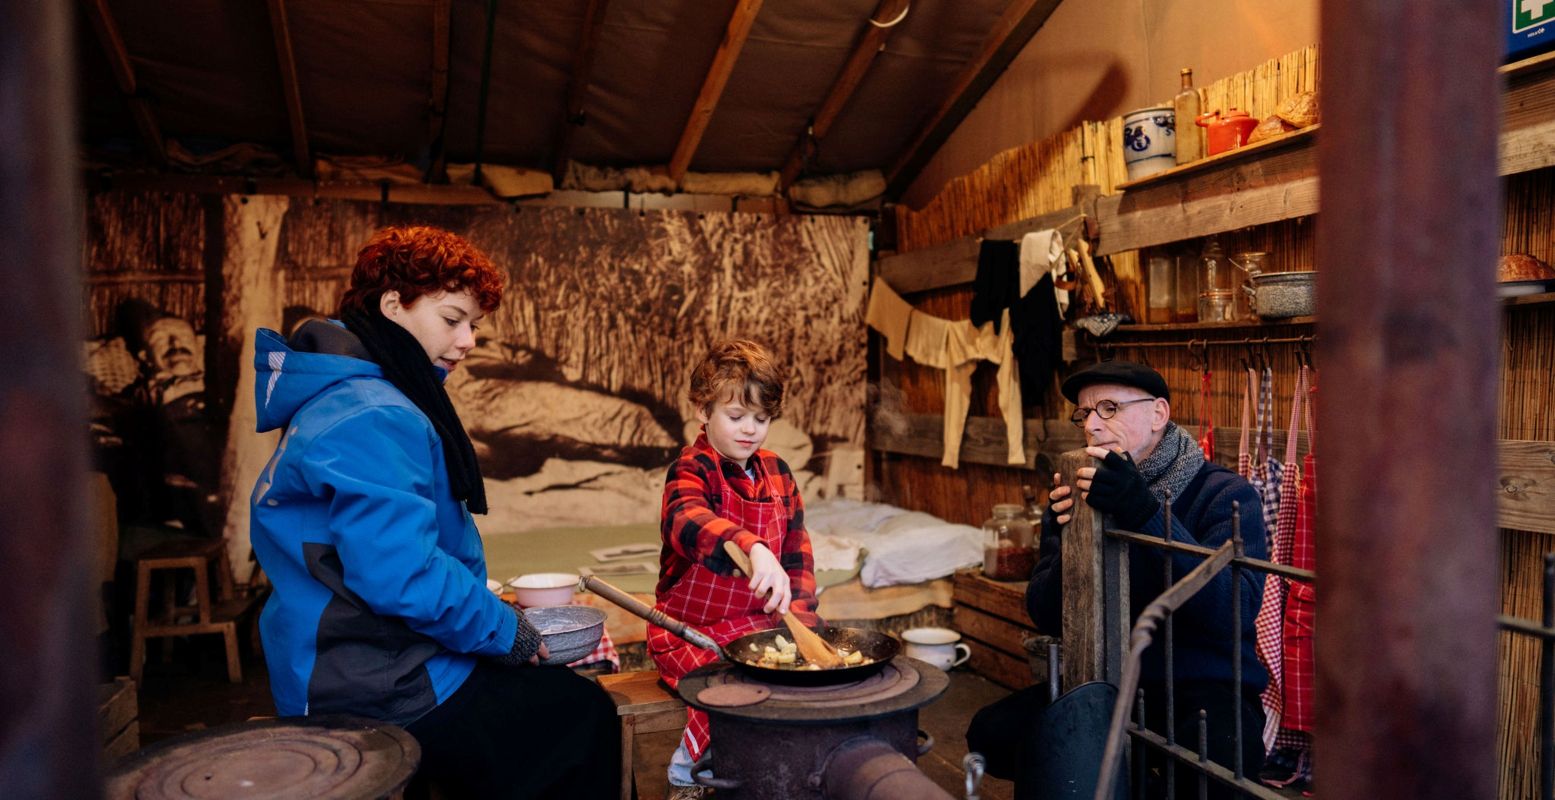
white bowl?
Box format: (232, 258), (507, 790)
(508, 573), (579, 608)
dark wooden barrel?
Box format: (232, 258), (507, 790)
(105, 715), (420, 800)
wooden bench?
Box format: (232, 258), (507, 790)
(597, 671), (686, 800)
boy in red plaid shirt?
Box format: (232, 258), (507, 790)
(649, 339), (821, 797)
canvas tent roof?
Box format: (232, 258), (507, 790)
(76, 0), (1059, 199)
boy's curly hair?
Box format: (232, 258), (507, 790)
(689, 339), (785, 418)
(338, 226), (505, 318)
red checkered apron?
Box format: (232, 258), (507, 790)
(647, 465), (784, 760)
(1282, 373), (1317, 736)
(1245, 364), (1285, 751)
(1256, 366), (1310, 750)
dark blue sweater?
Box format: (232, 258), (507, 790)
(1027, 461), (1269, 693)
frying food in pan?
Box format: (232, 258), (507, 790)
(744, 634), (875, 671)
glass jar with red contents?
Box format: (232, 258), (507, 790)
(982, 504), (1036, 581)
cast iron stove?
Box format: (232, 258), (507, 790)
(678, 656), (953, 799)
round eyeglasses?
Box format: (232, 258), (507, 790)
(1069, 397), (1155, 428)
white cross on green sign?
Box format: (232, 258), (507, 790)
(1517, 0), (1555, 33)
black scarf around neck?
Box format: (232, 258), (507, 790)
(342, 307), (488, 514)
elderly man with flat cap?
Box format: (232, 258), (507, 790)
(966, 360), (1268, 798)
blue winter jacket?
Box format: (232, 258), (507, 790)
(249, 323), (517, 725)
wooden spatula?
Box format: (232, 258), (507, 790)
(722, 541), (844, 668)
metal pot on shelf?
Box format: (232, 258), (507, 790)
(1243, 270), (1316, 319)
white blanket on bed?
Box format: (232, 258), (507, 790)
(806, 498), (983, 588)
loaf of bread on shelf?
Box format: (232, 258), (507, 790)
(1248, 115), (1299, 144)
(1274, 91), (1319, 128)
(1499, 254), (1555, 282)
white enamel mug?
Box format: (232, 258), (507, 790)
(901, 627), (972, 671)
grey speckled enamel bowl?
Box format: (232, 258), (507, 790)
(523, 605), (606, 666)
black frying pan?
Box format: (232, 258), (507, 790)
(724, 625), (900, 686)
(580, 575), (900, 686)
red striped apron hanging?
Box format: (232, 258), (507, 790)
(1197, 368), (1216, 460)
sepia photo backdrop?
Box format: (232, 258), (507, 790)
(84, 193), (869, 577)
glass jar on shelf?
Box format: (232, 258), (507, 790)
(982, 503), (1036, 581)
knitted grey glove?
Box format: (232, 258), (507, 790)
(492, 606), (544, 666)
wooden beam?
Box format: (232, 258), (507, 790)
(666, 0), (763, 184)
(424, 0), (452, 183)
(876, 189), (1098, 293)
(1500, 54), (1555, 176)
(81, 0), (167, 166)
(872, 413), (1084, 470)
(551, 0), (611, 184)
(873, 414), (1555, 535)
(883, 0), (1060, 197)
(1317, 0), (1501, 793)
(472, 0), (500, 185)
(88, 172), (787, 214)
(2, 1), (100, 795)
(265, 0), (311, 177)
(777, 0), (909, 189)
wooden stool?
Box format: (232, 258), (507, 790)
(598, 671), (687, 800)
(105, 715), (419, 799)
(129, 538), (254, 683)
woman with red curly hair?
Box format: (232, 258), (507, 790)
(249, 226), (618, 798)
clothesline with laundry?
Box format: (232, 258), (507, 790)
(867, 225), (1095, 469)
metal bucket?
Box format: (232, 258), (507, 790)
(1016, 682), (1128, 800)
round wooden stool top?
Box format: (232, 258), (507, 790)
(105, 715), (420, 800)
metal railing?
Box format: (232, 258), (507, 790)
(1088, 502), (1555, 800)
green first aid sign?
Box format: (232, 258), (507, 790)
(1517, 0), (1555, 33)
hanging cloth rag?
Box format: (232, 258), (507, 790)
(970, 240), (1019, 332)
(1254, 365), (1304, 750)
(1250, 361), (1287, 747)
(1010, 272), (1064, 399)
(1019, 230), (1065, 297)
(1197, 368), (1216, 460)
(904, 309), (950, 369)
(943, 309), (1024, 468)
(864, 276), (914, 360)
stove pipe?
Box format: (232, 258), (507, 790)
(821, 738), (954, 800)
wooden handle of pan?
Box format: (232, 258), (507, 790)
(721, 542), (843, 667)
(722, 541), (755, 576)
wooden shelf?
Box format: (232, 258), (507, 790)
(1094, 58), (1555, 256)
(1505, 291), (1555, 307)
(1114, 124), (1320, 192)
(1112, 316), (1315, 333)
(1094, 125), (1320, 256)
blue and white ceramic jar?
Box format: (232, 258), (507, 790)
(1122, 106), (1176, 181)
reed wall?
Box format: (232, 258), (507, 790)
(871, 41), (1549, 797)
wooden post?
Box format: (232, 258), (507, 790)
(0, 0), (101, 796)
(1317, 0), (1501, 797)
(1058, 449), (1127, 691)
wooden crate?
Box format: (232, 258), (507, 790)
(951, 570), (1056, 690)
(98, 676), (139, 764)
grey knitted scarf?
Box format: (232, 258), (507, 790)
(1136, 421), (1205, 507)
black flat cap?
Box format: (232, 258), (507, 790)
(1061, 361), (1170, 403)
